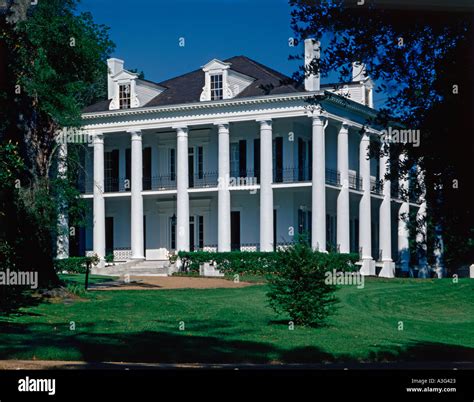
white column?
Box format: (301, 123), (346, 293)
(176, 126), (190, 251)
(398, 152), (410, 274)
(93, 133), (106, 262)
(56, 141), (69, 259)
(359, 131), (374, 275)
(312, 114), (326, 251)
(216, 122), (231, 251)
(130, 130), (144, 259)
(379, 142), (394, 278)
(416, 166), (429, 278)
(336, 122), (350, 253)
(258, 119), (273, 252)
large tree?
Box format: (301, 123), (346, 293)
(289, 0), (474, 273)
(0, 0), (114, 288)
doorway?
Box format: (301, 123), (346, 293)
(105, 217), (114, 255)
(231, 211), (241, 251)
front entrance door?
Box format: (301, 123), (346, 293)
(231, 211), (241, 251)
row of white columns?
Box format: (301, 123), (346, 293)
(93, 130), (145, 261)
(91, 117), (412, 277)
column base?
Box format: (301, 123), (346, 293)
(359, 258), (375, 276)
(130, 256), (145, 261)
(379, 260), (395, 278)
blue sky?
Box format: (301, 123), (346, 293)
(79, 0), (301, 84)
(78, 0), (387, 106)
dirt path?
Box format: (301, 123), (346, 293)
(89, 276), (257, 291)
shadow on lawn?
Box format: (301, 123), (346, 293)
(0, 320), (473, 364)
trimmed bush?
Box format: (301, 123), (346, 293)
(177, 251), (278, 275)
(177, 248), (358, 276)
(266, 240), (355, 327)
(53, 255), (99, 274)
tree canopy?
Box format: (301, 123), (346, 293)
(290, 0), (473, 271)
(0, 0), (114, 291)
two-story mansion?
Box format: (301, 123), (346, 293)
(63, 39), (428, 277)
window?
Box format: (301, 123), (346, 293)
(143, 147), (152, 190)
(119, 83), (131, 109)
(197, 147), (204, 179)
(170, 148), (176, 181)
(210, 74), (223, 100)
(253, 139), (260, 183)
(198, 216), (204, 249)
(230, 143), (239, 177)
(188, 147), (194, 188)
(125, 148), (131, 191)
(170, 216), (176, 250)
(239, 140), (247, 177)
(105, 150), (119, 192)
(189, 216), (195, 251)
(273, 137), (283, 183)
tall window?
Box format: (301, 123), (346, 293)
(170, 148), (176, 181)
(230, 143), (239, 177)
(197, 146), (204, 179)
(198, 216), (204, 249)
(119, 83), (131, 109)
(210, 74), (223, 100)
(105, 150), (119, 192)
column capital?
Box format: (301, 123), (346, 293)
(128, 130), (142, 141)
(93, 132), (104, 144)
(310, 113), (327, 126)
(214, 121), (229, 131)
(173, 125), (188, 136)
(256, 117), (272, 127)
(360, 130), (371, 142)
(339, 121), (350, 131)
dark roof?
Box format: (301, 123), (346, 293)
(83, 55), (303, 113)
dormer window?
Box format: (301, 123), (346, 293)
(200, 58), (254, 102)
(210, 74), (223, 100)
(119, 83), (131, 109)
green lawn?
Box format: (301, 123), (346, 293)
(0, 276), (473, 363)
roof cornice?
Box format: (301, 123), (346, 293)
(81, 90), (377, 121)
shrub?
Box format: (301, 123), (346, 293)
(105, 253), (114, 263)
(53, 256), (98, 274)
(177, 250), (279, 275)
(266, 240), (358, 327)
(177, 248), (358, 277)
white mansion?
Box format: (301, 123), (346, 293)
(63, 39), (429, 277)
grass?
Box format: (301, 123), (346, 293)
(59, 273), (118, 286)
(0, 276), (473, 364)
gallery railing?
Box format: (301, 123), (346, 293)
(348, 173), (363, 191)
(370, 178), (383, 195)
